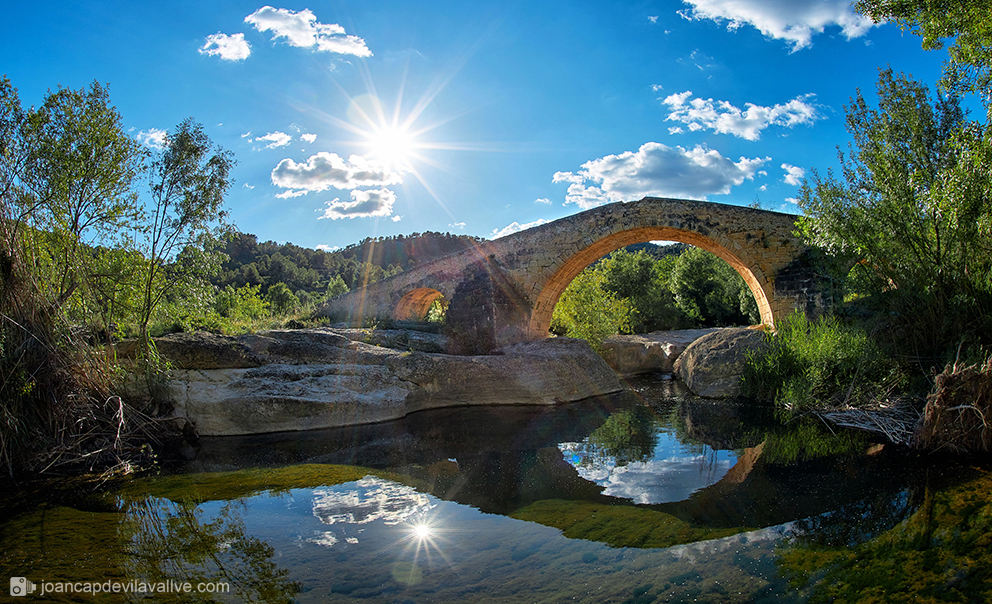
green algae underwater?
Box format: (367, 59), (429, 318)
(1, 382), (990, 603)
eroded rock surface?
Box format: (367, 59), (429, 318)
(145, 329), (623, 436)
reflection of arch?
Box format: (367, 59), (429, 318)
(528, 226), (771, 339)
(393, 287), (445, 321)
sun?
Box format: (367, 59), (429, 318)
(365, 124), (416, 171)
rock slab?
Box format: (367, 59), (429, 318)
(154, 329), (623, 436)
(674, 328), (768, 398)
(600, 329), (721, 375)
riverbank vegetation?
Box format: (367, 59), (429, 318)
(743, 2), (992, 452)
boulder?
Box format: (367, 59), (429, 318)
(600, 329), (720, 375)
(674, 327), (768, 399)
(144, 329), (623, 436)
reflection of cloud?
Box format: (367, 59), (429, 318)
(308, 531), (338, 547)
(560, 436), (737, 504)
(666, 522), (795, 562)
(311, 477), (432, 526)
(596, 456), (733, 504)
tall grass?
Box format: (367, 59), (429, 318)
(742, 312), (903, 415)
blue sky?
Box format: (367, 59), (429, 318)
(1, 1), (946, 251)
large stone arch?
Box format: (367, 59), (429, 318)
(392, 287), (446, 321)
(317, 198), (826, 352)
(527, 226), (772, 340)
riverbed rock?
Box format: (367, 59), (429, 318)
(600, 329), (720, 375)
(336, 328), (449, 353)
(674, 328), (768, 399)
(147, 329), (623, 436)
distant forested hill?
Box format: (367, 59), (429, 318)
(211, 231), (486, 294)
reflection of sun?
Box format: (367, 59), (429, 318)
(411, 521), (433, 541)
(385, 511), (460, 577)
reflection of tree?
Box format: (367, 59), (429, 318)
(586, 408), (659, 466)
(121, 496), (301, 603)
(778, 470), (992, 603)
(759, 419), (869, 465)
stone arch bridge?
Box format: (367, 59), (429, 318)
(316, 197), (830, 353)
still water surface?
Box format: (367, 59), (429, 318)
(2, 375), (990, 602)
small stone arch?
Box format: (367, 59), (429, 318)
(527, 226), (772, 339)
(392, 287), (446, 321)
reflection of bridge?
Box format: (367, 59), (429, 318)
(317, 197), (829, 353)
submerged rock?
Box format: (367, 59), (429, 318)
(674, 328), (768, 398)
(600, 329), (721, 375)
(148, 329), (623, 436)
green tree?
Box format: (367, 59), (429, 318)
(669, 247), (758, 326)
(855, 0), (992, 99)
(215, 284), (269, 321)
(551, 267), (633, 350)
(599, 249), (691, 331)
(22, 81), (144, 316)
(265, 282), (298, 316)
(797, 70), (992, 316)
(325, 274), (349, 298)
(138, 118), (234, 345)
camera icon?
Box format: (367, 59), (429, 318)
(10, 577), (37, 597)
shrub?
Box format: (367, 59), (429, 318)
(742, 312), (901, 414)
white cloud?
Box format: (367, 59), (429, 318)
(391, 215), (403, 222)
(491, 218), (551, 239)
(648, 16), (659, 24)
(668, 126), (684, 135)
(679, 0), (877, 51)
(782, 163), (805, 186)
(271, 152), (401, 193)
(449, 222), (466, 229)
(300, 133), (317, 143)
(243, 183), (255, 190)
(551, 171), (584, 185)
(275, 189), (309, 199)
(534, 197), (552, 205)
(241, 131), (252, 138)
(317, 188), (396, 220)
(255, 131), (292, 148)
(662, 91), (820, 140)
(245, 6), (372, 57)
(199, 32), (251, 61)
(555, 142), (769, 209)
(136, 128), (167, 150)
(316, 244), (339, 252)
